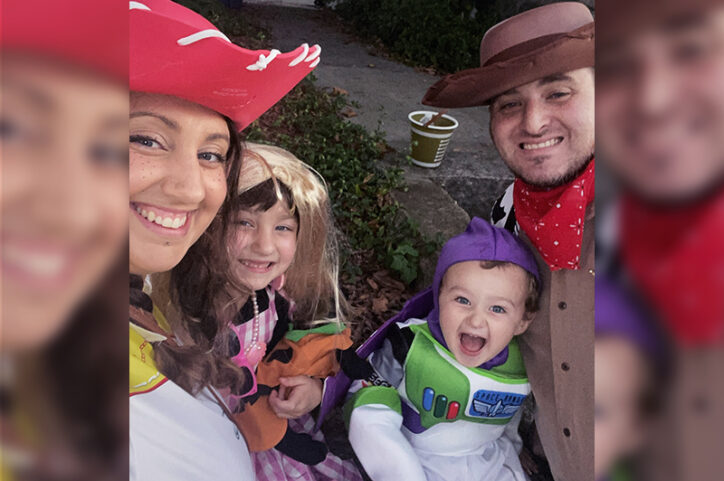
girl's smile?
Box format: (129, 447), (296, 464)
(231, 200), (298, 292)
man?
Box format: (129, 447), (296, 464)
(423, 3), (594, 481)
(596, 2), (724, 480)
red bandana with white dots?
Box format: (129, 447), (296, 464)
(621, 188), (724, 345)
(513, 160), (595, 271)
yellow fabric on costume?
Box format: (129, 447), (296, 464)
(129, 306), (171, 395)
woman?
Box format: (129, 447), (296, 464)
(2, 1), (128, 479)
(128, 1), (321, 479)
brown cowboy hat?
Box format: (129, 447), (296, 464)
(422, 2), (594, 108)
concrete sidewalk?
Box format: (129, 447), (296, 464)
(241, 4), (514, 244)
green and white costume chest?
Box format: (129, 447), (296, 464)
(401, 323), (530, 427)
(401, 324), (530, 455)
(348, 321), (531, 457)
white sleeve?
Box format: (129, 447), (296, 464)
(348, 403), (427, 481)
(501, 408), (524, 454)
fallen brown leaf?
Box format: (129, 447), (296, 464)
(340, 106), (358, 118)
(372, 296), (389, 314)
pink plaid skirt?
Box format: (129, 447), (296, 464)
(252, 414), (363, 481)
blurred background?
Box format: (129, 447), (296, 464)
(1, 1), (128, 479)
(595, 1), (724, 480)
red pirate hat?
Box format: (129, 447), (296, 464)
(1, 0), (128, 80)
(130, 0), (321, 130)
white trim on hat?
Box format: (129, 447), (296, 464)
(129, 1), (151, 10)
(177, 29), (231, 46)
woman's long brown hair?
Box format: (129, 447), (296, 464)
(151, 117), (251, 396)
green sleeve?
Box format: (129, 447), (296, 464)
(343, 386), (402, 429)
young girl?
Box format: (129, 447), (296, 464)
(220, 143), (363, 480)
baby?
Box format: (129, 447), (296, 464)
(346, 218), (540, 481)
(595, 277), (661, 481)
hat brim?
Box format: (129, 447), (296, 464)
(422, 23), (594, 108)
(1, 0), (128, 81)
(130, 0), (320, 131)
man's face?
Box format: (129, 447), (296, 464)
(597, 9), (724, 203)
(489, 68), (595, 188)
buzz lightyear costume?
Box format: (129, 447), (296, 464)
(341, 218), (540, 481)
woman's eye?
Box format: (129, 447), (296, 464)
(455, 296), (471, 306)
(89, 143), (129, 168)
(490, 305), (506, 314)
(0, 118), (21, 141)
(275, 225), (296, 232)
(199, 152), (226, 163)
(130, 135), (162, 149)
(673, 40), (708, 64)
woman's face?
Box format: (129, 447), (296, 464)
(129, 93), (230, 276)
(1, 54), (128, 350)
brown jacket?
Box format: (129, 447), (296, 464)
(642, 347), (724, 481)
(518, 204), (595, 481)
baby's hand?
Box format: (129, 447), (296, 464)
(269, 375), (323, 419)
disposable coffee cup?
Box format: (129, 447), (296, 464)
(408, 111), (459, 168)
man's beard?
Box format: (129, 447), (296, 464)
(511, 152), (594, 189)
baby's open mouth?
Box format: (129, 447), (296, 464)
(460, 333), (486, 355)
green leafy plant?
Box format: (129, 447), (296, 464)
(328, 0), (553, 73)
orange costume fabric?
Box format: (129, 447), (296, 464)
(234, 328), (353, 452)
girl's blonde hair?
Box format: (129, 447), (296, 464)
(233, 142), (346, 327)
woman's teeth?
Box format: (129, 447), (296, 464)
(136, 206), (187, 229)
(4, 244), (66, 278)
(521, 137), (562, 150)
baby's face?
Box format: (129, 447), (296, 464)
(438, 261), (531, 368)
(594, 336), (648, 480)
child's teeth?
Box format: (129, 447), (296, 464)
(153, 216), (163, 225)
(161, 217), (173, 228)
(148, 211), (156, 222)
(172, 218), (181, 228)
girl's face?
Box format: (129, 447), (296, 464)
(230, 200), (298, 292)
(129, 93), (230, 276)
(1, 55), (128, 351)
